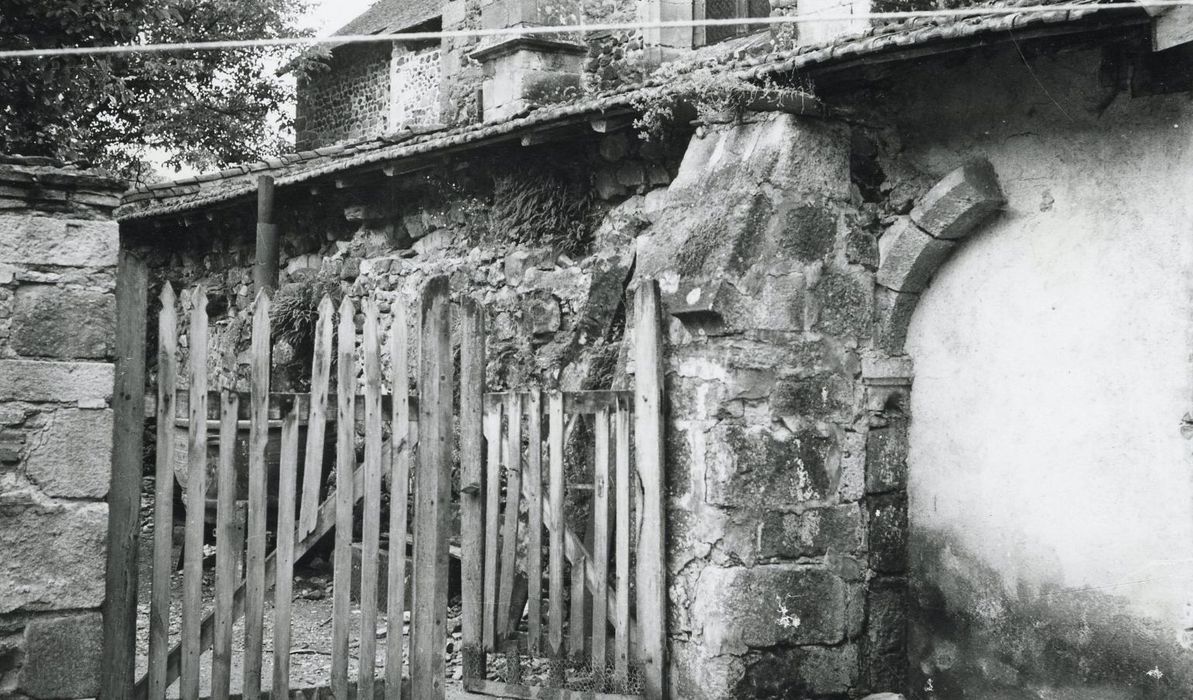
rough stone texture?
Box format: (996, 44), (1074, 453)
(24, 409), (113, 498)
(0, 216), (117, 267)
(876, 217), (954, 293)
(865, 419), (908, 495)
(295, 42), (392, 149)
(0, 503), (108, 614)
(691, 565), (848, 653)
(0, 360), (113, 405)
(909, 159), (1005, 240)
(11, 286), (115, 359)
(0, 160), (118, 698)
(16, 612), (103, 699)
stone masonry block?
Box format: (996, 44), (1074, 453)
(873, 287), (920, 355)
(758, 503), (865, 559)
(910, 159), (1005, 240)
(0, 216), (118, 267)
(865, 418), (908, 495)
(17, 612), (103, 699)
(705, 423), (836, 508)
(0, 503), (107, 614)
(691, 565), (847, 654)
(876, 217), (954, 293)
(12, 286), (115, 359)
(738, 643), (860, 698)
(0, 360), (113, 405)
(25, 408), (113, 498)
(868, 495), (908, 574)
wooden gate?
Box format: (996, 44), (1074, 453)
(458, 283), (666, 700)
(103, 275), (665, 700)
(126, 277), (458, 700)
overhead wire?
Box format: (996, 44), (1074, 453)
(0, 1), (1182, 59)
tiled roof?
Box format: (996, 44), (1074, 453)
(117, 1), (1138, 223)
(334, 0), (440, 36)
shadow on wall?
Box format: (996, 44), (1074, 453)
(909, 529), (1192, 699)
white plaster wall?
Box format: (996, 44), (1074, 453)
(901, 49), (1193, 633)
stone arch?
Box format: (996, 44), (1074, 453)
(874, 160), (1006, 355)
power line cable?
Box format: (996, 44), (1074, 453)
(0, 1), (1178, 59)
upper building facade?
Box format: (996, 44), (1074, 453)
(294, 0), (868, 150)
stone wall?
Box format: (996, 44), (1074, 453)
(0, 157), (124, 699)
(632, 113), (901, 699)
(296, 42), (393, 150)
(391, 44), (443, 128)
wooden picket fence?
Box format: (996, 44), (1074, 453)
(123, 276), (665, 700)
(458, 282), (666, 700)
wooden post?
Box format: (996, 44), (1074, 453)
(180, 286), (208, 700)
(460, 299), (486, 678)
(100, 249), (147, 700)
(496, 392), (522, 642)
(254, 175), (278, 293)
(212, 390), (240, 700)
(298, 296), (334, 538)
(145, 283), (177, 700)
(482, 400), (502, 652)
(411, 277), (453, 699)
(634, 280), (666, 699)
(359, 300), (384, 697)
(331, 297), (356, 699)
(591, 409), (610, 679)
(272, 398), (301, 698)
(547, 392), (565, 661)
(243, 290), (271, 700)
(526, 388), (544, 657)
(387, 301), (412, 699)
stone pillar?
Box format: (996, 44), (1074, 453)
(471, 0), (588, 122)
(633, 113), (906, 698)
(0, 156), (123, 698)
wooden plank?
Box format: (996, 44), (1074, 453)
(633, 281), (666, 699)
(464, 678), (644, 700)
(213, 391), (240, 700)
(526, 388), (544, 657)
(591, 409), (610, 677)
(101, 249), (148, 700)
(482, 400), (502, 652)
(485, 390), (633, 416)
(546, 392), (565, 659)
(569, 551), (587, 661)
(496, 392), (523, 641)
(358, 300), (383, 697)
(244, 290), (272, 700)
(411, 276), (453, 699)
(459, 299), (486, 677)
(146, 283), (177, 700)
(298, 296), (335, 538)
(386, 301), (412, 699)
(331, 296), (356, 699)
(272, 398), (300, 698)
(563, 390), (635, 415)
(613, 400), (631, 683)
(181, 286), (209, 700)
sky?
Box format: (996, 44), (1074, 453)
(304, 0), (376, 35)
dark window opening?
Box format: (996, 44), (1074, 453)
(704, 0), (770, 45)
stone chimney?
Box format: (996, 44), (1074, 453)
(470, 0), (588, 122)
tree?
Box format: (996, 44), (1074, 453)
(0, 0), (321, 179)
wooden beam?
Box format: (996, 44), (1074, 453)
(100, 249), (147, 700)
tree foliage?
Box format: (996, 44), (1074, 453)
(0, 0), (322, 179)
